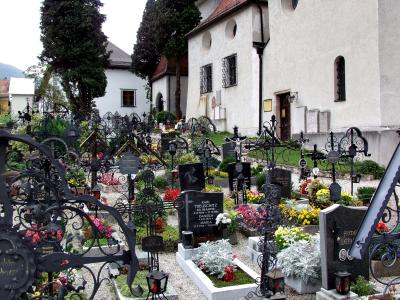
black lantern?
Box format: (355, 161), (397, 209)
(146, 270), (169, 297)
(92, 184), (101, 200)
(334, 271), (351, 295)
(266, 269), (285, 296)
(168, 141), (177, 157)
(182, 231), (193, 249)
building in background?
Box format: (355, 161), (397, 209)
(151, 56), (188, 116)
(186, 0), (400, 164)
(94, 42), (148, 118)
(9, 77), (34, 116)
(0, 80), (10, 113)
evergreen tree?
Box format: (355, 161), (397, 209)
(132, 0), (159, 80)
(155, 0), (201, 119)
(40, 0), (109, 121)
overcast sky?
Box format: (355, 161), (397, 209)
(0, 0), (146, 71)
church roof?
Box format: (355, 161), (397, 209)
(189, 0), (261, 37)
(151, 56), (188, 82)
(107, 41), (132, 69)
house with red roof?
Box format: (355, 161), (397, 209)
(186, 0), (400, 164)
(150, 56), (189, 115)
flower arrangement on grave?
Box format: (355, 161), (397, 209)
(208, 169), (229, 178)
(204, 184), (222, 193)
(277, 234), (321, 284)
(375, 222), (389, 234)
(82, 215), (113, 242)
(99, 173), (122, 186)
(246, 190), (265, 204)
(216, 211), (239, 235)
(274, 226), (310, 251)
(25, 224), (64, 245)
(279, 200), (320, 225)
(235, 204), (266, 231)
(140, 154), (159, 165)
(154, 217), (167, 233)
(193, 239), (237, 281)
(315, 188), (332, 208)
(337, 192), (363, 207)
(300, 179), (312, 194)
(66, 169), (87, 188)
(308, 179), (328, 203)
(163, 188), (181, 202)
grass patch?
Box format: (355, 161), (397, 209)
(208, 268), (254, 288)
(116, 271), (150, 297)
(192, 131), (231, 147)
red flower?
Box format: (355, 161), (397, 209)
(223, 265), (236, 282)
(164, 188), (181, 202)
(376, 222), (389, 234)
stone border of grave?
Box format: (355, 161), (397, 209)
(81, 231), (125, 257)
(246, 236), (262, 265)
(176, 244), (258, 300)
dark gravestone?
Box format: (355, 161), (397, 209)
(142, 235), (165, 252)
(320, 204), (369, 290)
(161, 132), (176, 153)
(178, 163), (205, 191)
(222, 142), (236, 160)
(329, 182), (342, 202)
(178, 191), (223, 246)
(118, 151), (140, 175)
(228, 162), (251, 192)
(271, 168), (292, 198)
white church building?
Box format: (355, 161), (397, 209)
(186, 0), (400, 164)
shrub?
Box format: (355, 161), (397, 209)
(218, 157), (236, 173)
(256, 171), (267, 192)
(224, 198), (235, 210)
(193, 239), (236, 279)
(156, 111), (176, 124)
(175, 152), (200, 165)
(357, 186), (376, 205)
(204, 184), (222, 193)
(251, 165), (264, 176)
(351, 276), (375, 296)
(209, 169), (229, 178)
(153, 176), (169, 190)
(274, 226), (310, 251)
(315, 188), (332, 207)
(355, 160), (385, 179)
(277, 234), (321, 283)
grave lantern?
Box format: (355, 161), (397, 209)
(267, 269), (285, 296)
(334, 271), (351, 295)
(146, 270), (169, 296)
(182, 231), (193, 249)
(169, 141), (178, 187)
(92, 184), (101, 200)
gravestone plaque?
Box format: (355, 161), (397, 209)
(222, 142), (236, 160)
(319, 111), (330, 133)
(142, 236), (165, 252)
(228, 162), (251, 192)
(178, 191), (223, 245)
(161, 132), (176, 153)
(319, 204), (369, 290)
(306, 109), (319, 133)
(271, 168), (292, 198)
(178, 163), (205, 191)
(118, 151), (140, 175)
(329, 182), (342, 202)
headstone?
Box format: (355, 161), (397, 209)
(118, 151), (140, 174)
(329, 182), (342, 202)
(178, 191), (223, 246)
(271, 168), (292, 198)
(306, 109), (319, 133)
(222, 142), (236, 160)
(319, 111), (330, 133)
(228, 162), (251, 192)
(161, 132), (176, 153)
(178, 163), (205, 191)
(319, 204), (369, 290)
(142, 235), (165, 252)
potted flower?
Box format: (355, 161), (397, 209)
(274, 226), (310, 251)
(66, 169), (87, 195)
(215, 211), (239, 245)
(155, 217), (167, 234)
(314, 188), (332, 209)
(277, 234), (322, 294)
(235, 204), (266, 236)
(246, 190), (265, 204)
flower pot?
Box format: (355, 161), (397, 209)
(228, 232), (238, 245)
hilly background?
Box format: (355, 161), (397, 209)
(0, 63), (24, 79)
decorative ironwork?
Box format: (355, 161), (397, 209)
(222, 54), (237, 88)
(200, 64), (212, 94)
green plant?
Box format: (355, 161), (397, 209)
(175, 152), (200, 165)
(256, 171), (267, 192)
(355, 160), (385, 179)
(66, 169), (87, 187)
(136, 225), (179, 252)
(204, 184), (222, 193)
(218, 157), (236, 173)
(351, 275), (375, 296)
(208, 268), (254, 288)
(224, 198), (235, 210)
(251, 165), (264, 176)
(153, 176), (169, 190)
(0, 113), (13, 125)
(357, 186), (376, 205)
(277, 235), (321, 283)
(156, 111), (176, 124)
(274, 226), (310, 251)
(315, 188), (332, 207)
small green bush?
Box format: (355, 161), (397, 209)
(153, 176), (169, 190)
(251, 165), (264, 176)
(175, 152), (200, 165)
(136, 225), (180, 252)
(355, 160), (385, 179)
(204, 184), (222, 193)
(351, 275), (375, 296)
(219, 157), (236, 172)
(156, 111), (176, 124)
(357, 186), (377, 205)
(256, 171), (267, 192)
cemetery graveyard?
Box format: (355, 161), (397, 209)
(0, 110), (399, 300)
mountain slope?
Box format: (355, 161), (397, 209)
(0, 63), (24, 79)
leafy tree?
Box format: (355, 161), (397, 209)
(155, 0), (201, 119)
(40, 0), (109, 121)
(132, 0), (160, 80)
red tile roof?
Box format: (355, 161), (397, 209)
(188, 0), (253, 37)
(0, 80), (10, 98)
(151, 55), (188, 82)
